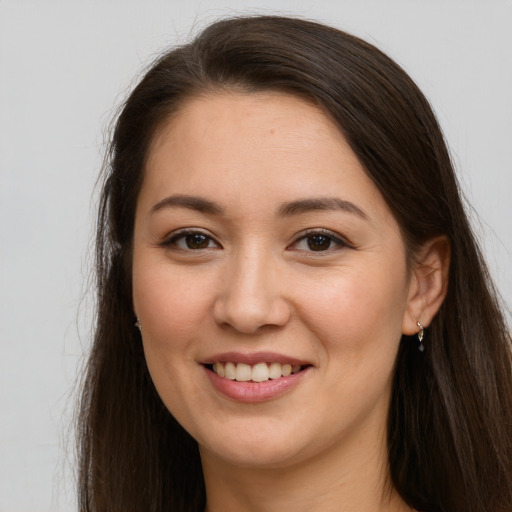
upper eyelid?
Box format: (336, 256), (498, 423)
(287, 233), (351, 255)
(160, 228), (221, 247)
(292, 228), (350, 245)
(168, 227), (212, 236)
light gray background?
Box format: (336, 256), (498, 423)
(1, 1), (511, 510)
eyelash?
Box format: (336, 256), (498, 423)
(161, 229), (221, 251)
(288, 229), (350, 253)
(160, 228), (351, 253)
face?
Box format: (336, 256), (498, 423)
(132, 92), (415, 469)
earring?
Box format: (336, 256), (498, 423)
(135, 319), (142, 331)
(417, 321), (425, 352)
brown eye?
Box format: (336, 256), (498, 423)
(306, 234), (333, 251)
(164, 230), (219, 250)
(185, 233), (210, 249)
(289, 230), (349, 253)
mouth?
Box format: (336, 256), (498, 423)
(201, 354), (312, 402)
(204, 361), (309, 382)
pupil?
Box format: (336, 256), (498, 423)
(186, 234), (208, 249)
(307, 235), (331, 251)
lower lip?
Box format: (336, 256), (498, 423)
(204, 366), (310, 403)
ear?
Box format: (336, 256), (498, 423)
(402, 236), (451, 335)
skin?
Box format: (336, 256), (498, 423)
(132, 92), (448, 512)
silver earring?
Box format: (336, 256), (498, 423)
(417, 321), (424, 352)
(135, 319), (141, 331)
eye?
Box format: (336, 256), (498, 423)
(162, 230), (220, 250)
(290, 230), (348, 252)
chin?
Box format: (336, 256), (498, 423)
(194, 415), (325, 470)
(201, 439), (308, 470)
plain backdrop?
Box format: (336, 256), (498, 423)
(1, 1), (511, 510)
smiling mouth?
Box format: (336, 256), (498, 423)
(205, 362), (308, 382)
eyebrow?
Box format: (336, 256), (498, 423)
(278, 197), (368, 219)
(151, 194), (224, 215)
(150, 194), (367, 220)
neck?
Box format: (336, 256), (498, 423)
(201, 426), (410, 512)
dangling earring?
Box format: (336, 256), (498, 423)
(417, 321), (425, 352)
(135, 318), (142, 331)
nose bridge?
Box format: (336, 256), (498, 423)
(214, 242), (290, 333)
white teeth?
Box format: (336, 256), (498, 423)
(268, 362), (282, 380)
(211, 361), (304, 382)
(252, 363), (269, 382)
(224, 362), (236, 380)
(235, 363), (252, 381)
(213, 362), (225, 378)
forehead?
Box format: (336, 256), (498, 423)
(148, 91), (343, 163)
(140, 91), (390, 223)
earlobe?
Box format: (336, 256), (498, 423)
(402, 236), (451, 335)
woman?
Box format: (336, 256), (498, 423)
(77, 15), (512, 512)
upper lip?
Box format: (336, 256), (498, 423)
(200, 351), (312, 366)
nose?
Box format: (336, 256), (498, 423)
(213, 250), (292, 334)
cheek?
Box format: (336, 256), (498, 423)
(131, 259), (218, 420)
(132, 258), (217, 355)
(296, 261), (409, 355)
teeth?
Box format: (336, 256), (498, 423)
(235, 363), (252, 381)
(224, 362), (236, 380)
(211, 362), (303, 382)
(252, 363), (269, 382)
(213, 362), (225, 378)
(268, 362), (282, 380)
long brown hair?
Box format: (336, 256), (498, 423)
(77, 15), (512, 512)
